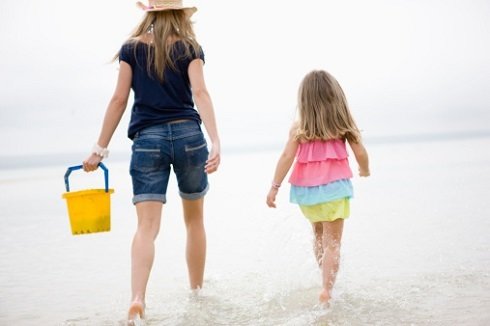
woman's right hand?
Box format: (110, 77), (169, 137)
(83, 153), (103, 172)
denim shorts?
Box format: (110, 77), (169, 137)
(129, 120), (209, 204)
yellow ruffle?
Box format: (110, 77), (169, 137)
(299, 198), (350, 222)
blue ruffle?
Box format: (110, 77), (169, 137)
(290, 179), (353, 205)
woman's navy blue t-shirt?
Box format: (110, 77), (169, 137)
(119, 41), (205, 139)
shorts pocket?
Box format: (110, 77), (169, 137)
(185, 142), (207, 152)
(135, 148), (160, 153)
(183, 135), (208, 167)
(131, 141), (163, 173)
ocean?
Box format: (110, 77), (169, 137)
(1, 134), (489, 325)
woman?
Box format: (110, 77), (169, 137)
(83, 0), (220, 321)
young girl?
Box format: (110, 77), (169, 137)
(82, 0), (220, 322)
(266, 70), (369, 304)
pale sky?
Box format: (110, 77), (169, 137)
(0, 0), (489, 158)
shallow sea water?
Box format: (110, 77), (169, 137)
(0, 136), (489, 325)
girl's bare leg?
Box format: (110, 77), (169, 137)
(319, 219), (344, 304)
(129, 201), (163, 320)
(182, 198), (206, 289)
(312, 222), (324, 267)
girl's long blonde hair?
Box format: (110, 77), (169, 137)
(295, 70), (361, 143)
(115, 9), (201, 82)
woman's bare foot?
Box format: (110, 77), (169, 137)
(127, 301), (145, 324)
(319, 289), (331, 305)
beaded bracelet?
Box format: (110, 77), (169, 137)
(271, 182), (281, 190)
(92, 143), (110, 159)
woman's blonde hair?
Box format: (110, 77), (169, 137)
(115, 10), (201, 82)
(295, 70), (361, 143)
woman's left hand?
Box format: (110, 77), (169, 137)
(205, 144), (220, 174)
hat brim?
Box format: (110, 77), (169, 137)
(136, 2), (197, 16)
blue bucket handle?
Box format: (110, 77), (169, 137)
(64, 163), (109, 193)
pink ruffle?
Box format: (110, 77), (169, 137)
(289, 159), (353, 187)
(296, 139), (348, 163)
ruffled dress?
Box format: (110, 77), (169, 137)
(289, 139), (353, 222)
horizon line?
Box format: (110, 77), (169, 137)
(1, 129), (489, 170)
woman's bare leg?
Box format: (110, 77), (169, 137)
(182, 198), (206, 289)
(129, 201), (163, 319)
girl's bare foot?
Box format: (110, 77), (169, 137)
(127, 301), (145, 324)
(319, 289), (331, 305)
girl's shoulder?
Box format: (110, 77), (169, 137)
(287, 122), (300, 143)
(289, 121), (300, 135)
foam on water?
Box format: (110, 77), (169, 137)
(54, 268), (490, 325)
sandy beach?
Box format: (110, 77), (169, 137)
(0, 135), (489, 325)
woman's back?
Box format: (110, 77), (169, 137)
(119, 40), (204, 139)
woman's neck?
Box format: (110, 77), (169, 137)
(136, 33), (180, 45)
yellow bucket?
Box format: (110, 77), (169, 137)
(62, 163), (114, 235)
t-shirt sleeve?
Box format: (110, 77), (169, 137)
(191, 46), (205, 64)
(119, 43), (133, 66)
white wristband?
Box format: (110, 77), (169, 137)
(92, 143), (109, 158)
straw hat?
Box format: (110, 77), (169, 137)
(136, 0), (197, 16)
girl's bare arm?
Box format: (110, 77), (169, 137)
(348, 139), (370, 177)
(266, 125), (299, 208)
